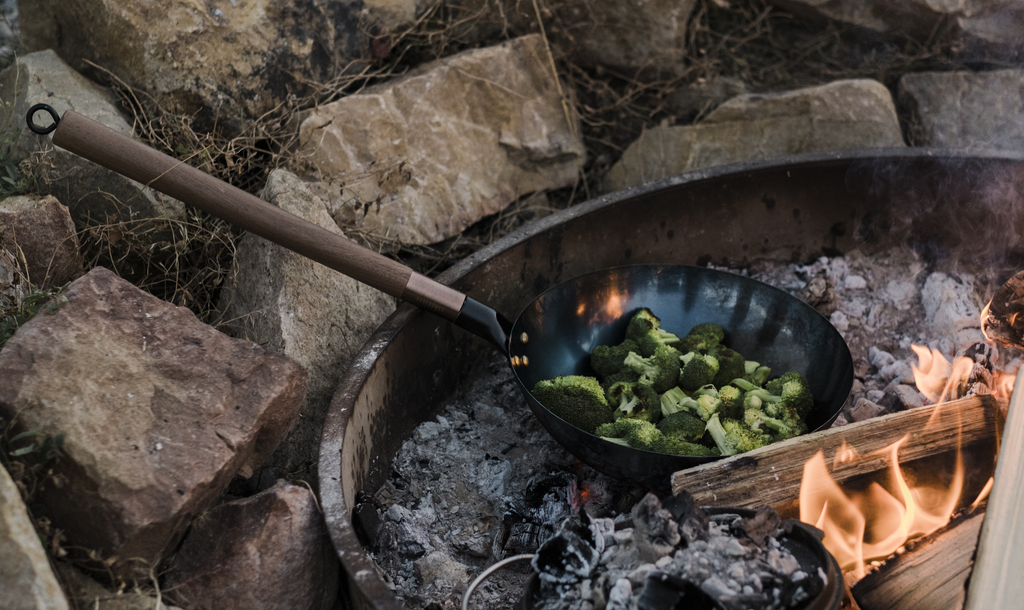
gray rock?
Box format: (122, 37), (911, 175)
(54, 560), (184, 610)
(0, 267), (308, 579)
(847, 397), (886, 422)
(0, 50), (185, 225)
(0, 463), (69, 610)
(295, 35), (584, 245)
(766, 0), (1024, 50)
(0, 243), (27, 306)
(900, 69), (1024, 151)
(668, 77), (749, 120)
(163, 480), (337, 610)
(218, 169), (394, 484)
(921, 271), (985, 354)
(19, 0), (438, 131)
(604, 79), (904, 192)
(0, 194), (81, 287)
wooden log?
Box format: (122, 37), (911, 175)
(671, 395), (1000, 508)
(964, 367), (1024, 609)
(852, 507), (987, 610)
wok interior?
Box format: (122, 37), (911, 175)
(508, 265), (853, 486)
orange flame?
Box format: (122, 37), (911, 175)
(800, 434), (963, 578)
(578, 285), (629, 326)
(910, 345), (979, 404)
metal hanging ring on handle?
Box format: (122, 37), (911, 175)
(462, 554), (534, 610)
(27, 104), (60, 135)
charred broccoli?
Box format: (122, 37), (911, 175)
(606, 380), (661, 423)
(716, 385), (745, 420)
(624, 345), (682, 393)
(531, 375), (614, 435)
(679, 352), (720, 391)
(625, 308), (682, 357)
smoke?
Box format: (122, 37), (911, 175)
(846, 155), (1024, 289)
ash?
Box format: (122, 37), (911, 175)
(367, 246), (1018, 609)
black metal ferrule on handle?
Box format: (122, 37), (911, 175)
(454, 297), (513, 353)
(27, 104), (60, 135)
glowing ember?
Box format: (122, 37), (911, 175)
(799, 435), (963, 578)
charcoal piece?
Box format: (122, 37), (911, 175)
(353, 500), (385, 549)
(732, 505), (781, 549)
(532, 516), (600, 584)
(637, 571), (722, 610)
(662, 490), (710, 544)
(632, 493), (682, 563)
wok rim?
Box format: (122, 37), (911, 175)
(318, 147), (1024, 609)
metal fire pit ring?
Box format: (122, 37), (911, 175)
(319, 149), (1024, 609)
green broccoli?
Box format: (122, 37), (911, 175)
(747, 365), (772, 387)
(659, 386), (700, 417)
(591, 338), (642, 378)
(766, 371), (815, 419)
(693, 393), (721, 421)
(704, 413), (772, 456)
(746, 402), (808, 442)
(600, 368), (642, 390)
(709, 344), (746, 388)
(654, 435), (721, 456)
(657, 411), (707, 443)
(625, 308), (682, 357)
(532, 375), (615, 435)
(596, 418), (662, 450)
(677, 323), (725, 354)
(606, 381), (661, 423)
(716, 385), (745, 420)
(623, 345), (681, 393)
(679, 353), (720, 391)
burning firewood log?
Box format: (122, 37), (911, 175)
(981, 269), (1024, 350)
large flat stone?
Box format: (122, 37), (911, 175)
(0, 463), (69, 610)
(295, 34), (584, 245)
(218, 169), (395, 485)
(899, 69), (1024, 151)
(0, 267), (307, 578)
(0, 50), (185, 225)
(604, 79), (904, 192)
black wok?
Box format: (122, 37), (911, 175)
(29, 105), (853, 489)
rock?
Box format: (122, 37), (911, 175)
(0, 195), (81, 287)
(900, 69), (1024, 151)
(0, 267), (308, 578)
(295, 35), (584, 245)
(0, 245), (27, 307)
(668, 77), (749, 121)
(218, 170), (394, 485)
(163, 480), (337, 610)
(20, 0), (438, 131)
(847, 397), (886, 422)
(766, 0), (1024, 51)
(0, 50), (185, 225)
(414, 551), (471, 594)
(604, 79), (904, 192)
(0, 463), (69, 610)
(54, 561), (184, 610)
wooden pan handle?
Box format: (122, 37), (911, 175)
(48, 109), (466, 320)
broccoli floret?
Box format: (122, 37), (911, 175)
(716, 385), (745, 420)
(731, 377), (760, 392)
(704, 413), (772, 456)
(623, 345), (681, 393)
(746, 365), (772, 387)
(591, 338), (642, 378)
(692, 393), (721, 421)
(677, 323), (725, 354)
(659, 386), (700, 417)
(625, 308), (682, 357)
(679, 353), (720, 391)
(709, 344), (746, 388)
(750, 402), (808, 442)
(657, 410), (707, 443)
(600, 368), (641, 390)
(766, 371), (815, 419)
(606, 381), (661, 423)
(596, 418), (662, 450)
(532, 375), (614, 435)
(654, 436), (721, 457)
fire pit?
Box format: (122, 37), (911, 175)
(318, 149), (1024, 609)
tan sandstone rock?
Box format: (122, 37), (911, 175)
(0, 195), (81, 287)
(19, 0), (438, 131)
(604, 79), (905, 192)
(0, 50), (185, 225)
(163, 480), (337, 610)
(0, 267), (308, 578)
(219, 169), (395, 484)
(0, 464), (69, 610)
(295, 34), (584, 245)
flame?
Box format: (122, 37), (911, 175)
(910, 345), (980, 404)
(578, 285), (629, 326)
(800, 433), (964, 578)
